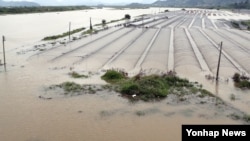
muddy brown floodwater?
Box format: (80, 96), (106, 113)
(0, 63), (246, 141)
(0, 8), (250, 141)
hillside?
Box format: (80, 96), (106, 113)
(152, 0), (249, 7)
(0, 0), (40, 7)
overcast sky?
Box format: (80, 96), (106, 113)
(3, 0), (157, 5)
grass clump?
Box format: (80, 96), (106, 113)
(120, 81), (139, 95)
(135, 111), (146, 116)
(134, 75), (169, 98)
(101, 70), (127, 83)
(232, 73), (250, 89)
(243, 115), (250, 122)
(228, 113), (250, 123)
(241, 20), (250, 30)
(69, 71), (88, 78)
(48, 82), (102, 96)
(119, 75), (170, 101)
(58, 82), (83, 93)
(43, 27), (86, 41)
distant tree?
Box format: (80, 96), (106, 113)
(102, 19), (106, 27)
(124, 14), (131, 20)
(124, 14), (131, 27)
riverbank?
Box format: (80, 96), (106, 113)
(0, 6), (92, 15)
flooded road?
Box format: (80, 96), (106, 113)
(0, 8), (250, 141)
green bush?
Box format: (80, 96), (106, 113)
(243, 115), (250, 122)
(232, 73), (250, 89)
(232, 73), (241, 83)
(121, 81), (139, 95)
(162, 75), (191, 87)
(238, 80), (250, 88)
(43, 27), (85, 41)
(136, 76), (168, 97)
(101, 70), (126, 83)
(102, 70), (214, 102)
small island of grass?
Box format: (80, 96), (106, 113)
(43, 27), (86, 41)
(101, 70), (213, 102)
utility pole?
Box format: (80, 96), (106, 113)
(216, 42), (223, 81)
(90, 17), (93, 31)
(69, 22), (71, 41)
(2, 36), (6, 71)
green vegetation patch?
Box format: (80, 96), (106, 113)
(43, 27), (86, 41)
(49, 82), (100, 95)
(57, 82), (83, 93)
(101, 70), (214, 102)
(241, 20), (250, 30)
(69, 71), (88, 78)
(232, 73), (250, 89)
(228, 113), (250, 123)
(243, 115), (250, 122)
(101, 70), (127, 83)
(48, 70), (215, 102)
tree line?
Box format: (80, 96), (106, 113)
(0, 6), (91, 15)
(229, 0), (250, 9)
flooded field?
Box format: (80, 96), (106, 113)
(0, 8), (250, 141)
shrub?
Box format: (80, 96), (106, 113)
(238, 80), (250, 89)
(121, 81), (139, 95)
(101, 70), (126, 83)
(102, 70), (214, 102)
(124, 14), (131, 20)
(243, 115), (250, 122)
(232, 73), (241, 83)
(137, 76), (168, 97)
(232, 73), (250, 89)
